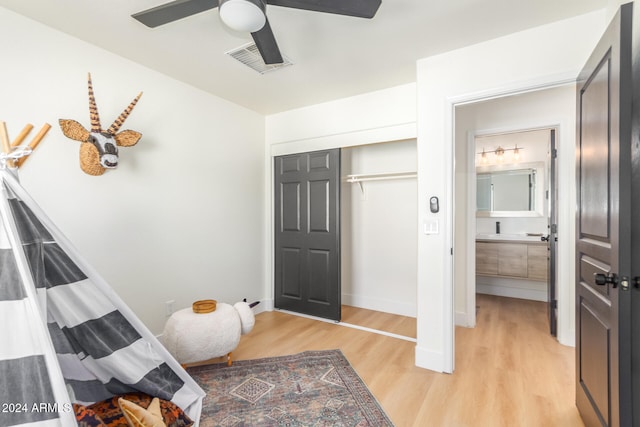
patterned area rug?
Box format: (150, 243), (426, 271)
(188, 349), (394, 426)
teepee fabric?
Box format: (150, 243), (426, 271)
(0, 168), (204, 427)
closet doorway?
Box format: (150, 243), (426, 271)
(274, 139), (418, 341)
(341, 140), (417, 339)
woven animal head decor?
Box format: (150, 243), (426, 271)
(59, 73), (143, 176)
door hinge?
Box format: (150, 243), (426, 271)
(551, 300), (558, 309)
(550, 224), (557, 233)
(450, 247), (453, 255)
(551, 148), (558, 159)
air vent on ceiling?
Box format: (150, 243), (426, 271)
(226, 43), (292, 74)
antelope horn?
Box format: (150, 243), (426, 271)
(88, 73), (102, 132)
(107, 92), (143, 135)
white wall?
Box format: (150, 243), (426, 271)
(0, 8), (266, 334)
(416, 10), (607, 372)
(342, 140), (417, 317)
(266, 84), (417, 147)
(607, 0), (630, 20)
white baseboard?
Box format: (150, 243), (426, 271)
(557, 328), (575, 347)
(477, 283), (547, 301)
(255, 298), (273, 314)
(415, 345), (447, 373)
(476, 277), (548, 302)
(341, 293), (416, 317)
(455, 310), (472, 327)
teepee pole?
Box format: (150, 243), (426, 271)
(11, 123), (34, 147)
(0, 122), (51, 169)
(0, 121), (15, 168)
(16, 123), (51, 168)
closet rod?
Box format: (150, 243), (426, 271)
(345, 171), (417, 183)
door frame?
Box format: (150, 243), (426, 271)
(444, 73), (580, 371)
(462, 124), (559, 329)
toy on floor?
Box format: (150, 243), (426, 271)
(162, 299), (258, 367)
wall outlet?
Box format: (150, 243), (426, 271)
(165, 300), (175, 317)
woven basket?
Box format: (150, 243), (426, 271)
(192, 299), (217, 314)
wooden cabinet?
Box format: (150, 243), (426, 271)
(497, 243), (528, 278)
(527, 245), (548, 281)
(476, 240), (547, 282)
(476, 242), (498, 275)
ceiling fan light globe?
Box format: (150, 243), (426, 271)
(219, 0), (266, 32)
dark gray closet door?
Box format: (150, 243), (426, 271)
(274, 149), (341, 321)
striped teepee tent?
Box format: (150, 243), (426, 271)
(0, 166), (205, 426)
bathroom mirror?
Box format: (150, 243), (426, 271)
(476, 162), (545, 217)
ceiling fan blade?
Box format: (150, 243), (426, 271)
(251, 19), (284, 64)
(132, 0), (219, 28)
(266, 0), (381, 18)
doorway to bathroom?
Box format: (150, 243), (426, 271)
(452, 85), (570, 338)
(473, 128), (557, 335)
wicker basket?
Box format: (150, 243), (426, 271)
(192, 299), (217, 314)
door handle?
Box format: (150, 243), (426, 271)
(594, 272), (618, 288)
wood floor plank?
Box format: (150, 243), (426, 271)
(341, 305), (417, 338)
(225, 294), (583, 426)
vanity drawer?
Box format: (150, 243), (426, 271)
(527, 244), (548, 281)
(476, 242), (498, 275)
(497, 243), (528, 278)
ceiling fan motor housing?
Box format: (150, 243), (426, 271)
(219, 0), (267, 32)
(132, 0), (381, 65)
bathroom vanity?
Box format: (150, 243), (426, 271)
(474, 159), (550, 301)
(475, 234), (548, 301)
(476, 238), (547, 281)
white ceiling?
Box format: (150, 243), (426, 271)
(0, 0), (607, 114)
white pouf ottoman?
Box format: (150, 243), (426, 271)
(163, 301), (255, 366)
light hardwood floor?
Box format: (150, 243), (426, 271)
(341, 304), (417, 338)
(229, 294), (583, 427)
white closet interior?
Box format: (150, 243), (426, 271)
(341, 139), (418, 317)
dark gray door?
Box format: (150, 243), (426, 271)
(631, 1), (640, 421)
(274, 149), (341, 321)
(548, 129), (557, 336)
(575, 3), (632, 426)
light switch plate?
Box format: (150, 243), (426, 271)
(423, 219), (439, 234)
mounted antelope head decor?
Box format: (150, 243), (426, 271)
(59, 73), (143, 176)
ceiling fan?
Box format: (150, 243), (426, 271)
(132, 0), (382, 65)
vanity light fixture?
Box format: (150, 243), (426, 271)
(478, 144), (524, 163)
(477, 145), (524, 163)
(480, 148), (488, 163)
